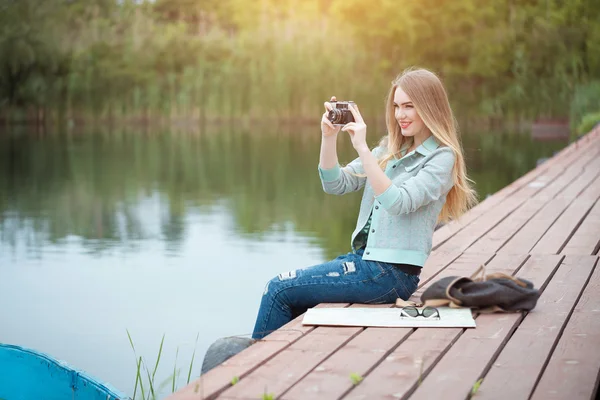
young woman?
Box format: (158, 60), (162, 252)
(251, 67), (477, 339)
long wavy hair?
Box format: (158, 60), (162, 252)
(379, 67), (478, 221)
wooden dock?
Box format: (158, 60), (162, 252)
(169, 127), (600, 400)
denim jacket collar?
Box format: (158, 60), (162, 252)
(417, 135), (441, 156)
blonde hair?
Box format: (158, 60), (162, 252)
(379, 67), (478, 222)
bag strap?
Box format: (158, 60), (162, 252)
(470, 263), (528, 288)
(394, 299), (421, 308)
(470, 264), (487, 280)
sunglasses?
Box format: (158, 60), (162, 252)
(399, 306), (440, 319)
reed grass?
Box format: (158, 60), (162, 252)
(570, 81), (600, 132)
(172, 347), (179, 394)
(187, 333), (200, 385)
(5, 0), (597, 127)
(126, 330), (199, 400)
(5, 4), (388, 125)
(10, 0), (594, 125)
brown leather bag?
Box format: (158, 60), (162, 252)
(417, 265), (540, 313)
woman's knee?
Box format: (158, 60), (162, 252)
(261, 270), (296, 299)
(261, 277), (277, 299)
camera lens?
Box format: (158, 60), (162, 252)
(328, 109), (344, 124)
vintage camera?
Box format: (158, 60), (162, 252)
(327, 101), (355, 125)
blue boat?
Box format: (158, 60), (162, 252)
(0, 343), (128, 400)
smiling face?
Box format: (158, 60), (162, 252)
(393, 87), (429, 141)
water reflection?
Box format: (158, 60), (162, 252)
(0, 125), (566, 260)
(0, 125), (566, 396)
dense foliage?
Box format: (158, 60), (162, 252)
(0, 0), (598, 123)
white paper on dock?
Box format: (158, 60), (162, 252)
(302, 307), (476, 328)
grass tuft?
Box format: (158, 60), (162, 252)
(187, 333), (200, 385)
(471, 378), (483, 396)
(126, 330), (201, 399)
(349, 372), (363, 385)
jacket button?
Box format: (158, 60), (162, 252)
(366, 251), (370, 255)
(375, 205), (379, 210)
(371, 229), (375, 233)
(392, 165), (396, 168)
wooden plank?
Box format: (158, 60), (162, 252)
(218, 325), (362, 399)
(530, 257), (600, 400)
(405, 255), (563, 400)
(423, 132), (599, 287)
(424, 221), (542, 290)
(419, 146), (588, 295)
(475, 255), (597, 400)
(343, 327), (461, 400)
(561, 196), (600, 256)
(418, 248), (464, 288)
(247, 304), (398, 398)
(434, 168), (564, 257)
(167, 303), (348, 400)
(431, 129), (591, 250)
(466, 148), (600, 255)
(281, 326), (412, 399)
(498, 160), (600, 255)
(529, 173), (600, 255)
(342, 254), (527, 400)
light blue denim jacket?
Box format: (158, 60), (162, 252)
(318, 135), (455, 267)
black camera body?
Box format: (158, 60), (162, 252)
(327, 101), (355, 126)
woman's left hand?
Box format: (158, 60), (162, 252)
(341, 103), (369, 152)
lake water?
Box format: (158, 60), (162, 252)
(0, 124), (565, 397)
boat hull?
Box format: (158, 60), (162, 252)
(0, 344), (127, 400)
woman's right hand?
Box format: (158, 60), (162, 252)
(321, 96), (342, 137)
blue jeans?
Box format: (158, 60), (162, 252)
(251, 248), (420, 339)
